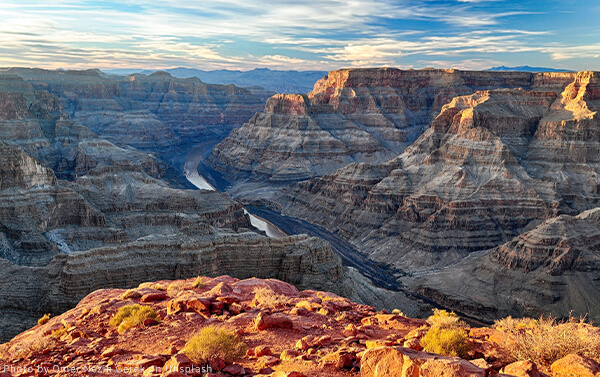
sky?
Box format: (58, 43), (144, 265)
(1, 0), (599, 71)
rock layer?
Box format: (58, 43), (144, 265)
(209, 68), (576, 183)
(6, 68), (268, 158)
(408, 208), (600, 322)
(277, 71), (600, 321)
(280, 73), (597, 268)
(0, 73), (379, 342)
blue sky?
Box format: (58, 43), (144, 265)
(1, 0), (599, 71)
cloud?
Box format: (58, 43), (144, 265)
(0, 0), (594, 71)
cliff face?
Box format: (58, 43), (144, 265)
(278, 71), (600, 320)
(209, 68), (576, 183)
(6, 68), (269, 159)
(408, 208), (600, 323)
(0, 75), (356, 342)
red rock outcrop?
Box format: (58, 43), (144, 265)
(0, 276), (518, 377)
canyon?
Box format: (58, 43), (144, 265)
(0, 69), (421, 342)
(207, 68), (600, 323)
(3, 65), (600, 342)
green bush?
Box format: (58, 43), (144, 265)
(109, 304), (160, 334)
(183, 325), (246, 364)
(421, 326), (471, 357)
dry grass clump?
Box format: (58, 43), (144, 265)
(122, 289), (142, 300)
(497, 314), (600, 367)
(252, 286), (291, 307)
(37, 313), (51, 326)
(421, 309), (471, 357)
(192, 276), (207, 289)
(50, 326), (67, 339)
(183, 325), (246, 364)
(167, 282), (185, 295)
(109, 304), (160, 334)
(494, 316), (538, 332)
(11, 336), (56, 359)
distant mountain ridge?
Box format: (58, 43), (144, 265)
(486, 65), (572, 72)
(103, 67), (327, 94)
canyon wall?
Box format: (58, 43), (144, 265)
(275, 70), (600, 320)
(0, 73), (379, 341)
(209, 68), (575, 183)
(5, 68), (271, 161)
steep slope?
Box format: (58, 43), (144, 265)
(408, 208), (600, 322)
(6, 68), (267, 160)
(208, 68), (575, 184)
(279, 71), (600, 320)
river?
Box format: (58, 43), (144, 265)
(183, 144), (493, 325)
(183, 143), (404, 291)
(184, 145), (287, 238)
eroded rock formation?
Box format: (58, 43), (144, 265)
(5, 68), (269, 158)
(209, 68), (575, 184)
(0, 73), (419, 341)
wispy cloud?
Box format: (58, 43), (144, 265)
(0, 0), (596, 71)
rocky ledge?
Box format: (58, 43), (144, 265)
(1, 276), (598, 377)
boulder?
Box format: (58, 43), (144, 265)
(254, 312), (293, 331)
(500, 360), (541, 377)
(550, 354), (600, 377)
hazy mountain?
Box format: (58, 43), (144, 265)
(103, 67), (327, 93)
(486, 65), (572, 72)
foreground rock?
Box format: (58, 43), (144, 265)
(4, 276), (593, 376)
(0, 276), (530, 377)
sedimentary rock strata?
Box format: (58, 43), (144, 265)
(281, 72), (599, 269)
(209, 68), (575, 183)
(277, 71), (600, 321)
(0, 73), (377, 342)
(5, 68), (267, 157)
(408, 208), (600, 322)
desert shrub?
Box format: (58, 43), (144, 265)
(109, 304), (160, 334)
(421, 326), (471, 357)
(122, 289), (142, 300)
(494, 316), (538, 333)
(12, 336), (56, 359)
(167, 282), (184, 295)
(499, 315), (600, 367)
(37, 313), (51, 326)
(192, 276), (207, 289)
(51, 326), (67, 339)
(426, 309), (464, 329)
(183, 325), (246, 364)
(252, 286), (290, 307)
